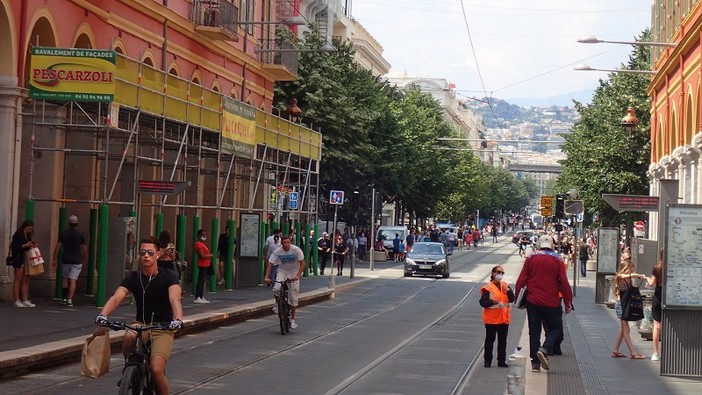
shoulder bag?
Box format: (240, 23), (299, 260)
(620, 275), (644, 321)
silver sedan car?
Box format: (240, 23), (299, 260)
(404, 242), (450, 278)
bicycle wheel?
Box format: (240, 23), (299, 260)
(119, 365), (143, 395)
(278, 296), (287, 335)
(284, 302), (291, 333)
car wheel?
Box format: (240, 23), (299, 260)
(404, 271), (411, 277)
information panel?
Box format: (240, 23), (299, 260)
(664, 204), (702, 309)
(596, 227), (619, 274)
(239, 213), (260, 258)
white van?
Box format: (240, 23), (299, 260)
(375, 225), (409, 255)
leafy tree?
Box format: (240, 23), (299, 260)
(558, 30), (652, 228)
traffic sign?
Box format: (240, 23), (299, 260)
(329, 190), (344, 205)
(541, 207), (552, 217)
(289, 192), (298, 210)
(634, 220), (645, 232)
(540, 196), (553, 208)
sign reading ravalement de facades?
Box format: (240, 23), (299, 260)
(222, 97), (256, 159)
(30, 47), (117, 102)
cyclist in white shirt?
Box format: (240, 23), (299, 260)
(264, 235), (305, 328)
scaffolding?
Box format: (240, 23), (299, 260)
(23, 52), (322, 302)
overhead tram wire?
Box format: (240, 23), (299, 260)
(458, 0), (500, 127)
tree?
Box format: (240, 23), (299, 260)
(558, 30), (652, 228)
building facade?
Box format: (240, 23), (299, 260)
(647, 0), (702, 237)
(0, 0), (323, 301)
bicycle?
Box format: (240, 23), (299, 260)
(275, 279), (295, 335)
(103, 320), (172, 395)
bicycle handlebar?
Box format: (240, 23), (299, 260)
(103, 320), (171, 332)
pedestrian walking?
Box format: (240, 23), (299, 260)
(317, 232), (332, 275)
(193, 229), (213, 304)
(264, 228), (282, 284)
(479, 265), (514, 368)
(645, 249), (664, 361)
(356, 231), (367, 262)
(611, 256), (647, 359)
(333, 234), (349, 276)
(217, 225), (236, 285)
(51, 215), (87, 307)
(515, 235), (573, 372)
(9, 220), (38, 308)
(578, 240), (589, 277)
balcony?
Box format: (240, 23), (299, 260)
(191, 0), (239, 41)
(258, 39), (299, 81)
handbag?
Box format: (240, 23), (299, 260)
(25, 247), (45, 276)
(80, 329), (111, 378)
(620, 276), (644, 321)
(515, 286), (528, 310)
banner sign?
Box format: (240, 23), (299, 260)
(30, 47), (116, 102)
(222, 97), (256, 158)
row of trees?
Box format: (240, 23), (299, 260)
(557, 30), (652, 228)
(273, 34), (532, 227)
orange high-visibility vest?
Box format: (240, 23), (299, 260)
(481, 280), (511, 325)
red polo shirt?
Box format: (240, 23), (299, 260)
(515, 250), (572, 308)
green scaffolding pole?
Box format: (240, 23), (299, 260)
(54, 208), (67, 299)
(225, 218), (236, 290)
(86, 208), (98, 295)
(96, 204), (109, 307)
(25, 199), (35, 221)
(312, 224), (319, 275)
(176, 214), (187, 292)
(303, 222), (310, 277)
(208, 217), (219, 293)
(259, 222), (268, 285)
(155, 212), (164, 240)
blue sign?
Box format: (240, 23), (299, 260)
(289, 192), (298, 210)
(329, 190), (344, 205)
(576, 213), (584, 223)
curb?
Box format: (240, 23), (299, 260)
(0, 278), (368, 379)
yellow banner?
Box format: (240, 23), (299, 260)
(222, 97), (256, 158)
(30, 47), (116, 102)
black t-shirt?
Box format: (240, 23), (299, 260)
(58, 228), (86, 265)
(318, 238), (332, 255)
(120, 270), (179, 323)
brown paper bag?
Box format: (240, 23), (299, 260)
(80, 330), (111, 378)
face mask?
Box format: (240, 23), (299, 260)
(200, 236), (207, 241)
(494, 274), (503, 281)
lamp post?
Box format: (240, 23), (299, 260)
(620, 107), (639, 137)
(568, 188), (579, 297)
(577, 36), (676, 48)
(574, 64), (656, 75)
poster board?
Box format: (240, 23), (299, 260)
(663, 204), (702, 309)
(239, 213), (260, 258)
(596, 227), (619, 274)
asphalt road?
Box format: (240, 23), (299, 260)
(1, 242), (522, 395)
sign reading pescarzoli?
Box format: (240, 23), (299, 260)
(30, 47), (116, 102)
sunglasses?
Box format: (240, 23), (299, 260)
(139, 249), (156, 257)
(495, 271), (505, 274)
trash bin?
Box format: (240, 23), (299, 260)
(604, 275), (616, 308)
(637, 289), (654, 339)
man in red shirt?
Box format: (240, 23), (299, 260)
(515, 234), (573, 373)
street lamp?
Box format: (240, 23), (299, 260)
(620, 107), (640, 137)
(574, 64), (656, 75)
(284, 98), (303, 123)
(577, 35), (676, 48)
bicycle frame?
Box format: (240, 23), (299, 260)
(275, 279), (294, 335)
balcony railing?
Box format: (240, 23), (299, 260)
(258, 39), (299, 81)
(191, 0), (239, 41)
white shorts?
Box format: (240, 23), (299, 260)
(62, 264), (82, 280)
(273, 271), (300, 306)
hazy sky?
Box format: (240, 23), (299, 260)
(351, 0), (652, 105)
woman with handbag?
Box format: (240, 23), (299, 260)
(611, 256), (646, 359)
(9, 220), (38, 308)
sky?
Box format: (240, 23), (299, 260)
(351, 0), (653, 106)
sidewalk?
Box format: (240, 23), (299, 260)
(522, 272), (702, 394)
(0, 261), (399, 379)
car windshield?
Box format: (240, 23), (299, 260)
(411, 244), (444, 255)
(379, 230), (404, 241)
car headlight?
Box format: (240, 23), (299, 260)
(405, 258), (416, 265)
(435, 259), (446, 266)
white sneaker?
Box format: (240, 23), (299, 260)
(15, 300), (26, 308)
(290, 319), (298, 329)
(651, 353), (660, 361)
(272, 305), (278, 314)
(194, 297), (203, 304)
(23, 300), (36, 308)
(200, 297), (210, 304)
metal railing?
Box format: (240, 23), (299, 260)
(257, 38), (299, 75)
(191, 0), (238, 33)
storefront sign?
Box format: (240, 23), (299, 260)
(222, 97), (255, 158)
(29, 47), (116, 102)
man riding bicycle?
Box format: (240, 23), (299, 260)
(264, 235), (305, 329)
(95, 236), (183, 395)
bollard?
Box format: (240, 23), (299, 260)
(327, 273), (336, 298)
(507, 346), (527, 395)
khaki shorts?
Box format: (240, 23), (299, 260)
(129, 322), (175, 361)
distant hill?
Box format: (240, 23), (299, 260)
(505, 89), (593, 107)
(471, 96), (584, 129)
